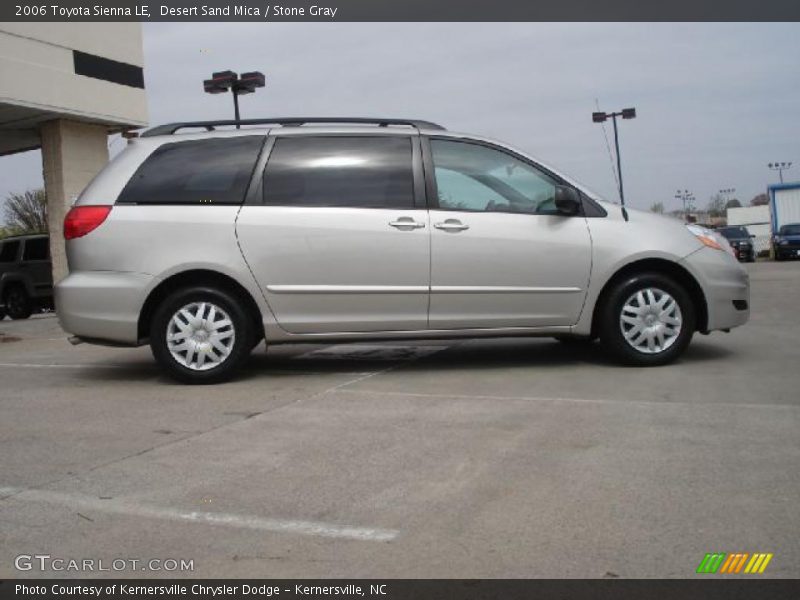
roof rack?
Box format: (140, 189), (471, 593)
(140, 117), (446, 137)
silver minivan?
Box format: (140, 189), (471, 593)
(55, 118), (750, 383)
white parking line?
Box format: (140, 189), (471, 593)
(343, 388), (800, 410)
(0, 486), (399, 542)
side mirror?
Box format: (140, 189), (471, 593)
(750, 234), (756, 238)
(554, 185), (581, 216)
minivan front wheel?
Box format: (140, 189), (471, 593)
(598, 273), (695, 366)
(150, 286), (253, 384)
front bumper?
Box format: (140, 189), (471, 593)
(775, 244), (800, 259)
(55, 271), (156, 346)
(681, 247), (750, 332)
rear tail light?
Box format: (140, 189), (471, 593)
(64, 205), (112, 240)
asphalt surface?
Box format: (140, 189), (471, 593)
(0, 261), (798, 579)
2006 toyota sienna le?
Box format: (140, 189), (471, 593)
(55, 117), (750, 383)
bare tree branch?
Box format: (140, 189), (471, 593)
(3, 189), (48, 234)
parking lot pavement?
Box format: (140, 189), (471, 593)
(1, 261), (798, 579)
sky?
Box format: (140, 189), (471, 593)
(2, 22), (799, 218)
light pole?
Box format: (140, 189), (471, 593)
(592, 107), (636, 206)
(719, 187), (736, 204)
(675, 189), (695, 220)
(768, 162), (793, 183)
(203, 70), (266, 126)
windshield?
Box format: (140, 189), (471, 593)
(779, 224), (800, 236)
(718, 226), (749, 239)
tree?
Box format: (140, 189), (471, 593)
(750, 193), (769, 206)
(707, 193), (726, 218)
(2, 189), (47, 234)
(725, 198), (742, 209)
(650, 202), (665, 214)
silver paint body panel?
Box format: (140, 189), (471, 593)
(55, 125), (750, 346)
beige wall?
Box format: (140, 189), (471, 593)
(0, 23), (144, 66)
(0, 23), (147, 129)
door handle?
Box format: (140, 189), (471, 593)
(389, 218), (426, 230)
(434, 219), (470, 232)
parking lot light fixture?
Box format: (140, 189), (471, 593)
(768, 162), (793, 184)
(203, 70), (266, 127)
(675, 189), (695, 221)
(592, 107), (636, 207)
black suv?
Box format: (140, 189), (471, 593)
(0, 234), (53, 320)
(716, 226), (755, 262)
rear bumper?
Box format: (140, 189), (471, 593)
(681, 248), (750, 332)
(55, 271), (155, 345)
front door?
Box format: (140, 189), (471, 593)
(426, 138), (592, 329)
(237, 134), (430, 334)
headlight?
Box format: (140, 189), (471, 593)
(687, 224), (736, 257)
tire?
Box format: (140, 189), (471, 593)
(149, 286), (254, 384)
(597, 272), (695, 366)
(4, 285), (32, 320)
(0, 307), (5, 320)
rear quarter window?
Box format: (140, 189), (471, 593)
(117, 136), (264, 205)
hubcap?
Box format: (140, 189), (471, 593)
(619, 287), (682, 354)
(166, 302), (235, 371)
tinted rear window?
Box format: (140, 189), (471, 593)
(117, 136), (264, 205)
(0, 240), (20, 263)
(23, 238), (49, 261)
(263, 136), (414, 209)
(719, 227), (748, 239)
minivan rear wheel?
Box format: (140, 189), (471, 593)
(150, 286), (253, 384)
(598, 273), (695, 366)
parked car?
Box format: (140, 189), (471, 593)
(55, 118), (750, 383)
(0, 233), (53, 320)
(773, 223), (800, 261)
(716, 226), (756, 262)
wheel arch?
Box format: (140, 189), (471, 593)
(590, 258), (708, 336)
(137, 269), (264, 343)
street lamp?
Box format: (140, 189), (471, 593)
(768, 162), (793, 184)
(719, 188), (736, 203)
(592, 107), (636, 206)
(675, 189), (695, 220)
(203, 70), (266, 127)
